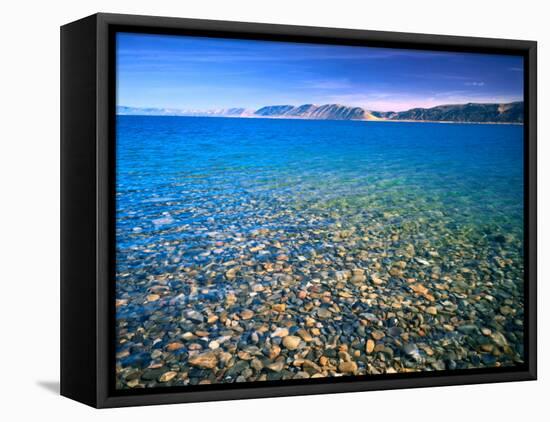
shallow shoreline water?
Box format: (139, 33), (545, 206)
(115, 116), (524, 389)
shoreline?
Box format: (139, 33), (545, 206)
(116, 113), (524, 126)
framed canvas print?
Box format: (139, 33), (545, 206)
(60, 13), (537, 408)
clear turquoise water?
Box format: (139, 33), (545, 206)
(116, 115), (523, 260)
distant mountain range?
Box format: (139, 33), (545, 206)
(255, 104), (368, 120)
(370, 102), (524, 123)
(117, 101), (523, 124)
(116, 106), (255, 118)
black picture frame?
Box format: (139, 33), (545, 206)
(61, 12), (537, 408)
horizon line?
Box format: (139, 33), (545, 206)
(117, 99), (524, 114)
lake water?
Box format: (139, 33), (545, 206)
(115, 116), (525, 388)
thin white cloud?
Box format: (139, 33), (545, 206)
(305, 79), (352, 89)
(464, 81), (485, 87)
(117, 45), (452, 65)
(412, 72), (473, 81)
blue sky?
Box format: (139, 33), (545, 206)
(117, 32), (524, 112)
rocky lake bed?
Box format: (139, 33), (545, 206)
(115, 116), (524, 389)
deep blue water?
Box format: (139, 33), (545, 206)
(116, 116), (523, 260)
